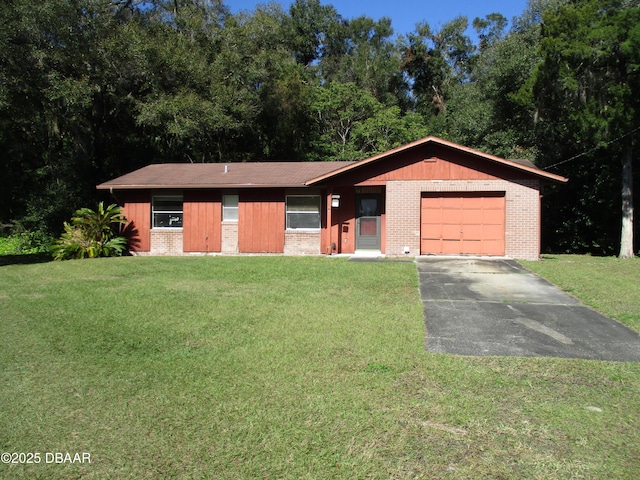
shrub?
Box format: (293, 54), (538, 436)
(0, 231), (54, 256)
(0, 235), (22, 255)
(52, 203), (127, 260)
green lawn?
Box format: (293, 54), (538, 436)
(522, 254), (640, 331)
(1, 256), (639, 479)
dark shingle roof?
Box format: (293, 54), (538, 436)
(97, 162), (356, 190)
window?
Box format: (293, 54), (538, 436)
(152, 196), (183, 228)
(222, 194), (239, 222)
(286, 196), (321, 229)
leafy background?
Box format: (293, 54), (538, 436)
(1, 0), (638, 255)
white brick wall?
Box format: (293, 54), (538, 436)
(150, 229), (184, 255)
(284, 230), (321, 255)
(385, 180), (541, 260)
(221, 222), (238, 254)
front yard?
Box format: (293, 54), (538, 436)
(1, 256), (638, 479)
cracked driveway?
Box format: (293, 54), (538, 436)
(417, 258), (640, 361)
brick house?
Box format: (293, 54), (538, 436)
(97, 136), (567, 260)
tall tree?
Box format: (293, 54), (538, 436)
(318, 15), (407, 107)
(533, 0), (640, 257)
(446, 12), (539, 158)
(309, 81), (380, 160)
(0, 0), (153, 232)
(283, 0), (342, 67)
(473, 13), (508, 53)
(401, 17), (474, 125)
(308, 81), (425, 161)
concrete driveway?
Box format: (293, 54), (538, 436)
(417, 257), (640, 361)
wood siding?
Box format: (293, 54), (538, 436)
(183, 191), (221, 252)
(325, 144), (532, 187)
(325, 188), (356, 254)
(238, 190), (285, 253)
(366, 154), (499, 183)
(120, 191), (151, 252)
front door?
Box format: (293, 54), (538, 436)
(355, 194), (382, 250)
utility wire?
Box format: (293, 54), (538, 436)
(546, 125), (640, 170)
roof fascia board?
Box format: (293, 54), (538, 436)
(96, 183), (313, 190)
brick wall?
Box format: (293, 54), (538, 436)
(150, 229), (184, 255)
(284, 230), (321, 255)
(221, 222), (239, 254)
(385, 180), (541, 260)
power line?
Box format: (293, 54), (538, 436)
(546, 126), (640, 170)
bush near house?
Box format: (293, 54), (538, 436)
(0, 231), (54, 256)
(52, 202), (127, 260)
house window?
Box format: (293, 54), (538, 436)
(286, 195), (321, 229)
(152, 196), (183, 228)
(222, 194), (239, 222)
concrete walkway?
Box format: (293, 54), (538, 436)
(417, 257), (640, 361)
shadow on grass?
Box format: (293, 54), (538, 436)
(0, 253), (53, 266)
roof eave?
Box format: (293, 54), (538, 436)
(97, 183), (314, 190)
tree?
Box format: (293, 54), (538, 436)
(283, 0), (342, 67)
(308, 81), (426, 160)
(446, 11), (540, 158)
(0, 0), (156, 234)
(533, 0), (640, 257)
(351, 107), (426, 155)
(473, 13), (508, 52)
(401, 17), (474, 124)
(309, 82), (381, 160)
(318, 15), (407, 107)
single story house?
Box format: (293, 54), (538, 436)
(97, 136), (567, 260)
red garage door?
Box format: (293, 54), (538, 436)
(421, 193), (505, 256)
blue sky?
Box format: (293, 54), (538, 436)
(226, 0), (531, 37)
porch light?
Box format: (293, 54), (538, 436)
(331, 194), (341, 208)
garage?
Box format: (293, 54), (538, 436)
(421, 192), (505, 256)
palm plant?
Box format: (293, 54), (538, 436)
(52, 202), (127, 260)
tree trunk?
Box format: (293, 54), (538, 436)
(619, 145), (634, 258)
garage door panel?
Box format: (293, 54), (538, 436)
(423, 196), (441, 206)
(483, 224), (504, 239)
(441, 197), (462, 208)
(462, 225), (483, 240)
(442, 240), (462, 254)
(422, 209), (442, 223)
(481, 240), (503, 255)
(422, 239), (441, 252)
(483, 209), (504, 224)
(442, 209), (463, 224)
(442, 224), (461, 239)
(461, 240), (482, 254)
(462, 209), (482, 223)
(421, 193), (505, 256)
(483, 196), (504, 208)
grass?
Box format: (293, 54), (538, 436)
(1, 255), (639, 479)
(522, 254), (640, 331)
